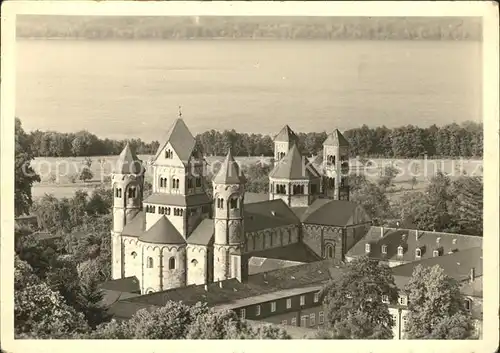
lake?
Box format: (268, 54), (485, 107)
(16, 39), (482, 141)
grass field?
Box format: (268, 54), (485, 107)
(30, 155), (482, 201)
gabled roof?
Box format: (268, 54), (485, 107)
(298, 199), (371, 227)
(248, 257), (304, 275)
(244, 199), (301, 232)
(187, 219), (214, 246)
(244, 192), (269, 204)
(139, 216), (186, 245)
(154, 119), (196, 164)
(144, 193), (211, 207)
(122, 211), (146, 237)
(274, 125), (299, 143)
(100, 276), (141, 293)
(114, 143), (144, 174)
(323, 129), (349, 147)
(212, 149), (246, 185)
(269, 144), (321, 180)
(247, 242), (321, 263)
(346, 226), (483, 263)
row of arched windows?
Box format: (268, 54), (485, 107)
(115, 187), (138, 198)
(326, 155), (336, 166)
(275, 184), (287, 194)
(276, 151), (286, 160)
(216, 197), (240, 209)
(145, 205), (184, 216)
(292, 185), (305, 195)
(159, 206), (171, 215)
(115, 188), (122, 198)
(143, 255), (176, 270)
(145, 205), (156, 213)
(172, 178), (180, 189)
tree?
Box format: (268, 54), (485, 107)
(448, 176), (483, 236)
(377, 164), (399, 189)
(351, 179), (393, 225)
(15, 118), (41, 216)
(79, 166), (94, 183)
(15, 256), (89, 338)
(320, 256), (398, 339)
(404, 265), (474, 339)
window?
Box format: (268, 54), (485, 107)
(166, 207), (171, 215)
(300, 295), (305, 306)
(433, 249), (440, 257)
(255, 305), (261, 316)
(415, 248), (422, 258)
(382, 295), (389, 303)
(115, 188), (122, 198)
(340, 177), (347, 188)
(314, 292), (320, 303)
(398, 295), (407, 306)
(128, 187), (136, 198)
(271, 302), (276, 312)
(217, 198), (224, 209)
(147, 257), (153, 268)
(397, 245), (404, 256)
(328, 177), (335, 188)
(381, 245), (388, 254)
(165, 149), (173, 159)
(240, 308), (246, 319)
(168, 257), (176, 270)
(365, 243), (371, 253)
(187, 179), (193, 189)
(281, 320), (287, 325)
(191, 259), (198, 266)
(196, 177), (202, 187)
(301, 315), (308, 327)
(319, 311), (324, 324)
(159, 207), (164, 214)
(171, 178), (179, 189)
(230, 198), (238, 209)
(326, 244), (334, 259)
(291, 317), (297, 326)
(464, 299), (472, 311)
(147, 290), (154, 294)
(402, 315), (408, 329)
(286, 298), (292, 309)
(131, 251), (137, 259)
(160, 177), (167, 188)
(310, 313), (316, 326)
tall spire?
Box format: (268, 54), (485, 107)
(213, 149), (246, 184)
(323, 129), (349, 147)
(114, 142), (143, 174)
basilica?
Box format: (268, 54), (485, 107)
(110, 119), (372, 294)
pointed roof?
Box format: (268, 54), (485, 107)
(274, 125), (298, 143)
(213, 149), (246, 185)
(114, 143), (144, 174)
(269, 144), (321, 180)
(139, 216), (185, 245)
(154, 118), (196, 164)
(323, 129), (349, 147)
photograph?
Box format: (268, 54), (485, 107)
(1, 1), (498, 351)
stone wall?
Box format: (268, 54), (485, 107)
(186, 245), (209, 285)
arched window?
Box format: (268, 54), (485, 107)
(381, 245), (388, 254)
(300, 185), (304, 194)
(328, 245), (334, 258)
(196, 177), (202, 187)
(230, 198), (238, 209)
(153, 206), (156, 213)
(187, 178), (193, 189)
(147, 257), (153, 268)
(415, 248), (422, 258)
(128, 187), (136, 198)
(191, 259), (198, 267)
(217, 198), (224, 209)
(147, 290), (154, 294)
(115, 188), (122, 198)
(329, 177), (335, 188)
(168, 257), (176, 270)
(165, 149), (173, 159)
(179, 209), (183, 216)
(166, 207), (171, 215)
(174, 208), (178, 216)
(397, 246), (404, 256)
(131, 251), (137, 259)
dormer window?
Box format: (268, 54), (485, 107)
(365, 243), (371, 253)
(415, 248), (422, 259)
(381, 245), (388, 254)
(397, 245), (404, 257)
(433, 249), (440, 257)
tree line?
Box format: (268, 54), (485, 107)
(26, 121), (483, 159)
(17, 16), (481, 41)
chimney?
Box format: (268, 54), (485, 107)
(470, 268), (475, 283)
(380, 226), (385, 238)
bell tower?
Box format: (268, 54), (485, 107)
(212, 149), (246, 282)
(111, 143), (145, 279)
(322, 129), (350, 200)
(274, 125), (298, 162)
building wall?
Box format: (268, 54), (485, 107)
(301, 224), (323, 257)
(144, 203), (186, 235)
(345, 224), (371, 252)
(186, 245), (209, 285)
(244, 226), (299, 253)
(123, 236), (141, 279)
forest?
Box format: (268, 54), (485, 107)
(17, 16), (482, 41)
(27, 121), (483, 159)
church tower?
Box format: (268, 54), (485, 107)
(322, 129), (350, 200)
(274, 125), (298, 162)
(111, 143), (145, 279)
(212, 149), (247, 282)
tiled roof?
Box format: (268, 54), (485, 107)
(247, 242), (321, 263)
(122, 211), (146, 237)
(187, 219), (214, 246)
(101, 290), (141, 308)
(244, 192), (269, 204)
(244, 199), (300, 232)
(116, 260), (344, 317)
(154, 119), (196, 164)
(346, 226), (482, 263)
(274, 125), (299, 143)
(323, 129), (349, 147)
(139, 216), (186, 245)
(114, 143), (144, 174)
(100, 276), (141, 293)
(248, 257), (304, 275)
(212, 149), (246, 185)
(391, 247), (482, 283)
(300, 199), (370, 227)
(269, 144), (321, 180)
(144, 193), (211, 207)
(461, 277), (483, 298)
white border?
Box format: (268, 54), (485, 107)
(1, 2), (498, 353)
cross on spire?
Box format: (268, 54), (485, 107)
(178, 105), (182, 118)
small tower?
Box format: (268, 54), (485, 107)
(274, 125), (298, 162)
(212, 149), (246, 282)
(322, 129), (350, 200)
(111, 143), (145, 279)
